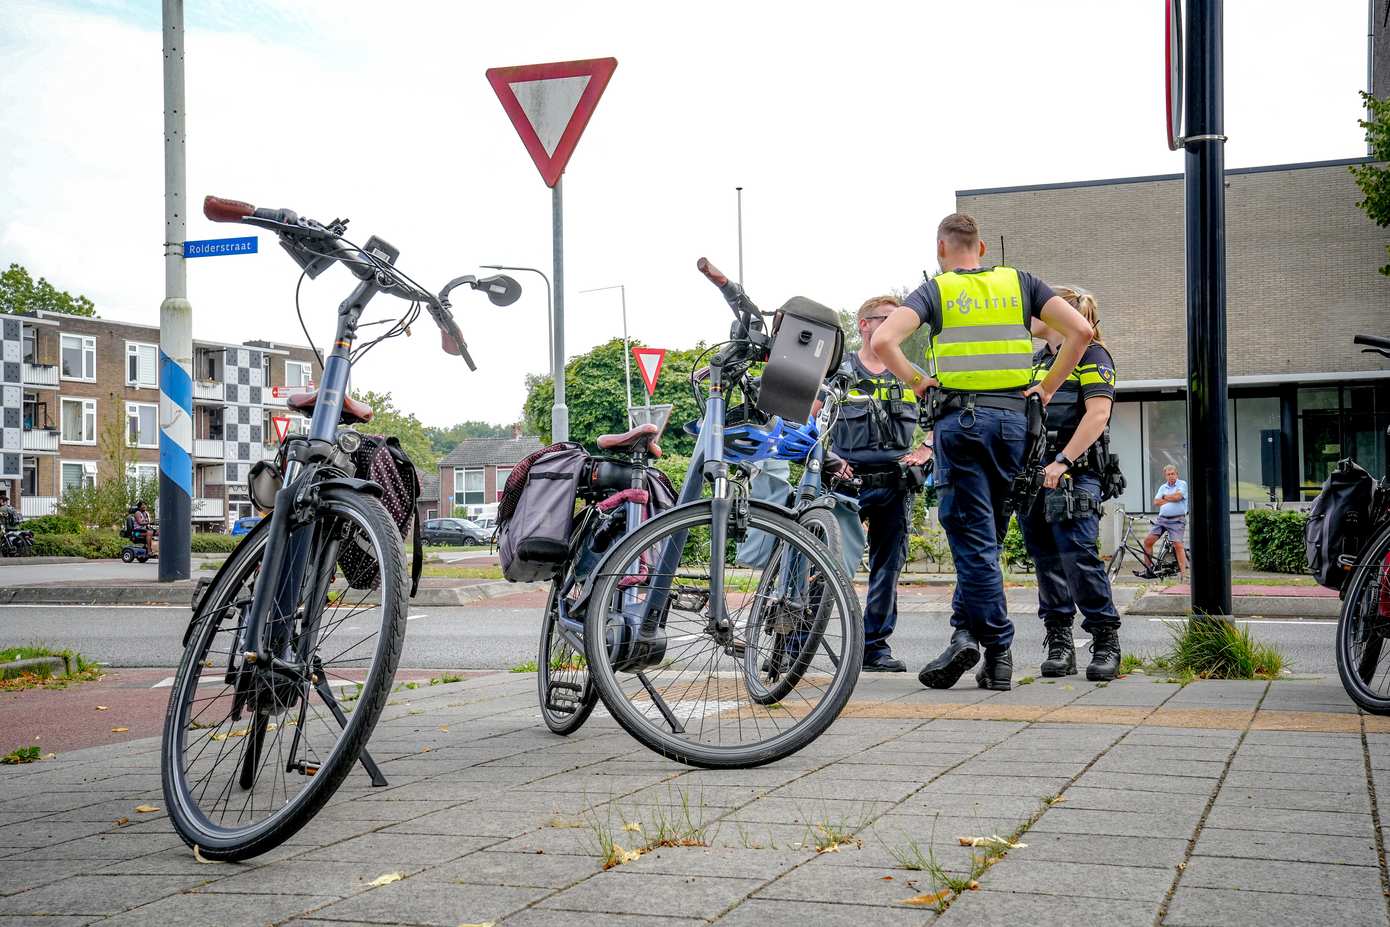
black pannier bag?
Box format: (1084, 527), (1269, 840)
(757, 296), (844, 424)
(497, 442), (590, 582)
(1305, 458), (1375, 591)
(338, 434), (424, 595)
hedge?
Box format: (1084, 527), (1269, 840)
(29, 532), (126, 559)
(1244, 509), (1309, 574)
(190, 534), (239, 553)
(21, 514), (82, 535)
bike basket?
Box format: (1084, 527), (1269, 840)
(757, 296), (843, 425)
(338, 434), (423, 594)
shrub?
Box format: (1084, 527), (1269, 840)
(909, 526), (951, 570)
(1001, 516), (1033, 573)
(190, 534), (238, 553)
(28, 531), (125, 559)
(22, 514), (82, 535)
(1244, 509), (1309, 574)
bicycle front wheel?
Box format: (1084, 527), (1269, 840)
(538, 581), (597, 734)
(1106, 545), (1127, 581)
(160, 490), (407, 861)
(1336, 523), (1390, 714)
(583, 500), (863, 768)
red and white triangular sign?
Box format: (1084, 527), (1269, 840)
(632, 347), (666, 397)
(272, 416), (290, 444)
(485, 57), (618, 187)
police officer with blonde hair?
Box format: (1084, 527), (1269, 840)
(1020, 286), (1123, 681)
(873, 214), (1093, 690)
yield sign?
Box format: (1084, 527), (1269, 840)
(632, 347), (666, 397)
(485, 57), (618, 187)
(271, 416), (290, 444)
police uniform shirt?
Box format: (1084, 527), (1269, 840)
(830, 353), (918, 467)
(904, 267), (1055, 338)
(1031, 342), (1118, 440)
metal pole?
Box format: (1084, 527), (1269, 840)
(736, 186), (744, 285)
(481, 264), (557, 436)
(620, 285), (632, 418)
(1184, 0), (1232, 618)
(159, 0), (192, 582)
(550, 179), (568, 442)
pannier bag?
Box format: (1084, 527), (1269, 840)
(497, 442), (590, 582)
(757, 297), (845, 425)
(338, 434), (423, 595)
(1305, 458), (1375, 591)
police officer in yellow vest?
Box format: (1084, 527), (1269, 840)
(873, 213), (1094, 690)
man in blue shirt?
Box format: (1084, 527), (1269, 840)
(1138, 464), (1187, 579)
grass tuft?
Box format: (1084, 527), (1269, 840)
(510, 660), (539, 674)
(1, 746), (42, 765)
(1168, 618), (1285, 680)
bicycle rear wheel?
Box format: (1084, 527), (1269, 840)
(161, 490), (407, 861)
(1106, 544), (1127, 581)
(583, 500), (862, 768)
(538, 581), (597, 734)
(1336, 523), (1390, 713)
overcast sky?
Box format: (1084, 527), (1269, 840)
(1, 0), (1370, 426)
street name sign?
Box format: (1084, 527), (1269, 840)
(184, 236), (258, 258)
(485, 58), (618, 187)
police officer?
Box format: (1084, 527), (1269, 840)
(832, 295), (932, 673)
(873, 213), (1093, 690)
(1020, 286), (1123, 681)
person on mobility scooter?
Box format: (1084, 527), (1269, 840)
(121, 501), (158, 563)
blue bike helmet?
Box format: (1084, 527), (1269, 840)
(723, 415), (820, 463)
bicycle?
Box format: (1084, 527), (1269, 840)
(160, 195), (519, 861)
(1106, 506), (1180, 582)
(1334, 333), (1390, 713)
(577, 258), (864, 768)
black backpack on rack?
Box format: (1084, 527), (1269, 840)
(337, 434), (424, 595)
(1305, 459), (1375, 592)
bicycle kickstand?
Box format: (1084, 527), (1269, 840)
(313, 677), (389, 787)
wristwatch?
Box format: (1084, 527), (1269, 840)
(1054, 452), (1073, 469)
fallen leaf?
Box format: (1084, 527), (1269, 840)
(459, 922), (496, 927)
(902, 889), (952, 907)
(95, 705), (109, 711)
(192, 845), (221, 864)
(111, 727), (129, 733)
(113, 817), (129, 826)
(438, 725), (449, 733)
(420, 746), (432, 753)
(1047, 795), (1067, 805)
(368, 872), (403, 887)
(881, 875), (894, 881)
(967, 880), (980, 891)
(622, 822), (643, 833)
(958, 835), (1026, 849)
(134, 804), (159, 813)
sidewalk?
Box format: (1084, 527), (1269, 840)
(2, 672), (1386, 925)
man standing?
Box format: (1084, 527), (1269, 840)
(831, 296), (932, 673)
(0, 491), (17, 528)
(873, 213), (1093, 690)
(1139, 464), (1187, 579)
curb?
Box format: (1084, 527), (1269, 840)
(0, 556), (90, 566)
(1125, 592), (1340, 618)
(0, 655), (67, 679)
(0, 579), (537, 607)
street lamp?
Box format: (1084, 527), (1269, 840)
(578, 284), (632, 418)
(481, 264), (564, 441)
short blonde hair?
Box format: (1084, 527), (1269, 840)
(1052, 285), (1106, 347)
(936, 213), (980, 251)
(857, 295), (901, 324)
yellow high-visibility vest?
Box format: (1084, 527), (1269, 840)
(929, 267), (1035, 392)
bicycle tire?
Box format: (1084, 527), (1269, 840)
(1106, 545), (1127, 581)
(161, 490), (407, 861)
(1336, 521), (1390, 714)
(538, 580), (597, 735)
(743, 505), (842, 705)
(582, 499), (862, 769)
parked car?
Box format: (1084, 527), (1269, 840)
(421, 518), (489, 546)
(472, 516), (498, 542)
(230, 516), (262, 537)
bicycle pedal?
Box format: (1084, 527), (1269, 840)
(291, 760), (321, 777)
(545, 699), (577, 715)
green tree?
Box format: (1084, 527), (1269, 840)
(1351, 91), (1390, 275)
(57, 416), (156, 528)
(0, 263), (98, 317)
(523, 338), (708, 455)
(424, 421), (515, 457)
(351, 389), (437, 471)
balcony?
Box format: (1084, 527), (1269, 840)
(21, 429), (59, 453)
(22, 362), (58, 388)
(20, 496), (57, 517)
(194, 438), (224, 460)
(193, 497), (225, 520)
(193, 380), (224, 403)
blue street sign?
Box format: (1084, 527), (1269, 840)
(183, 236), (258, 258)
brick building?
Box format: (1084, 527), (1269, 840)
(438, 435), (543, 519)
(957, 157), (1390, 517)
(0, 310), (317, 530)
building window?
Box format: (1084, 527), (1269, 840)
(22, 392), (49, 431)
(60, 398), (96, 444)
(1299, 384), (1387, 499)
(126, 402), (159, 448)
(285, 360), (313, 389)
(1228, 395), (1281, 511)
(453, 467), (484, 506)
(60, 460), (97, 492)
(127, 463), (158, 484)
(495, 467), (513, 502)
(426, 508), (438, 520)
(126, 342), (158, 388)
(60, 334), (96, 381)
(21, 328), (36, 364)
(20, 459), (38, 496)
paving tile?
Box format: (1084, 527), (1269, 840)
(1222, 770), (1367, 793)
(1192, 827), (1378, 865)
(1212, 785), (1371, 815)
(0, 860), (92, 897)
(1027, 808), (1200, 839)
(311, 877), (547, 926)
(935, 888), (1158, 926)
(1181, 856), (1384, 897)
(0, 916), (100, 927)
(295, 832), (495, 864)
(194, 859), (425, 896)
(501, 911), (706, 927)
(0, 874), (207, 916)
(1227, 754), (1366, 776)
(419, 849), (601, 887)
(1165, 886), (1388, 927)
(538, 870), (763, 919)
(1202, 806), (1374, 838)
(1007, 832), (1188, 868)
(94, 891), (337, 927)
(718, 897), (938, 926)
(724, 797), (893, 825)
(921, 774), (1072, 797)
(976, 858), (1174, 900)
(1068, 771), (1218, 795)
(12, 831), (186, 861)
(619, 846), (813, 880)
(0, 821), (118, 849)
(379, 808), (548, 839)
(753, 857), (936, 907)
(1054, 786), (1208, 814)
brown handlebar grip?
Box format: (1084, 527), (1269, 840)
(696, 257), (729, 287)
(203, 196), (255, 222)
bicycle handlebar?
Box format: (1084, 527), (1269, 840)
(1354, 334), (1390, 358)
(696, 256), (762, 318)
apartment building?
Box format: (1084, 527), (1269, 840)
(0, 311), (317, 530)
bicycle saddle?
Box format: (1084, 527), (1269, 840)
(596, 423), (662, 458)
(286, 391), (375, 426)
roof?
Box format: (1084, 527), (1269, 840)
(957, 156), (1374, 198)
(417, 471), (439, 502)
(440, 436), (545, 469)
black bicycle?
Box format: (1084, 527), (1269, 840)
(1107, 507), (1180, 581)
(1334, 334), (1390, 713)
(160, 195), (518, 861)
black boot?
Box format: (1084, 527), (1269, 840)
(1087, 628), (1121, 682)
(976, 648), (1013, 691)
(1040, 624), (1077, 678)
(918, 628), (981, 689)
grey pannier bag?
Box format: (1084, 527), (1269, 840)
(497, 442), (590, 582)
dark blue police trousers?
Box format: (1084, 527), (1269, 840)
(857, 485), (911, 661)
(1019, 470), (1121, 633)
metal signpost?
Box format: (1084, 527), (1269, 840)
(486, 57), (618, 443)
(1168, 0), (1233, 618)
(159, 0), (192, 582)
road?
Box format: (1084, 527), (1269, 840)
(0, 587), (1341, 675)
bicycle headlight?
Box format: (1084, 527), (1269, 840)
(247, 460), (283, 512)
(336, 430), (362, 455)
